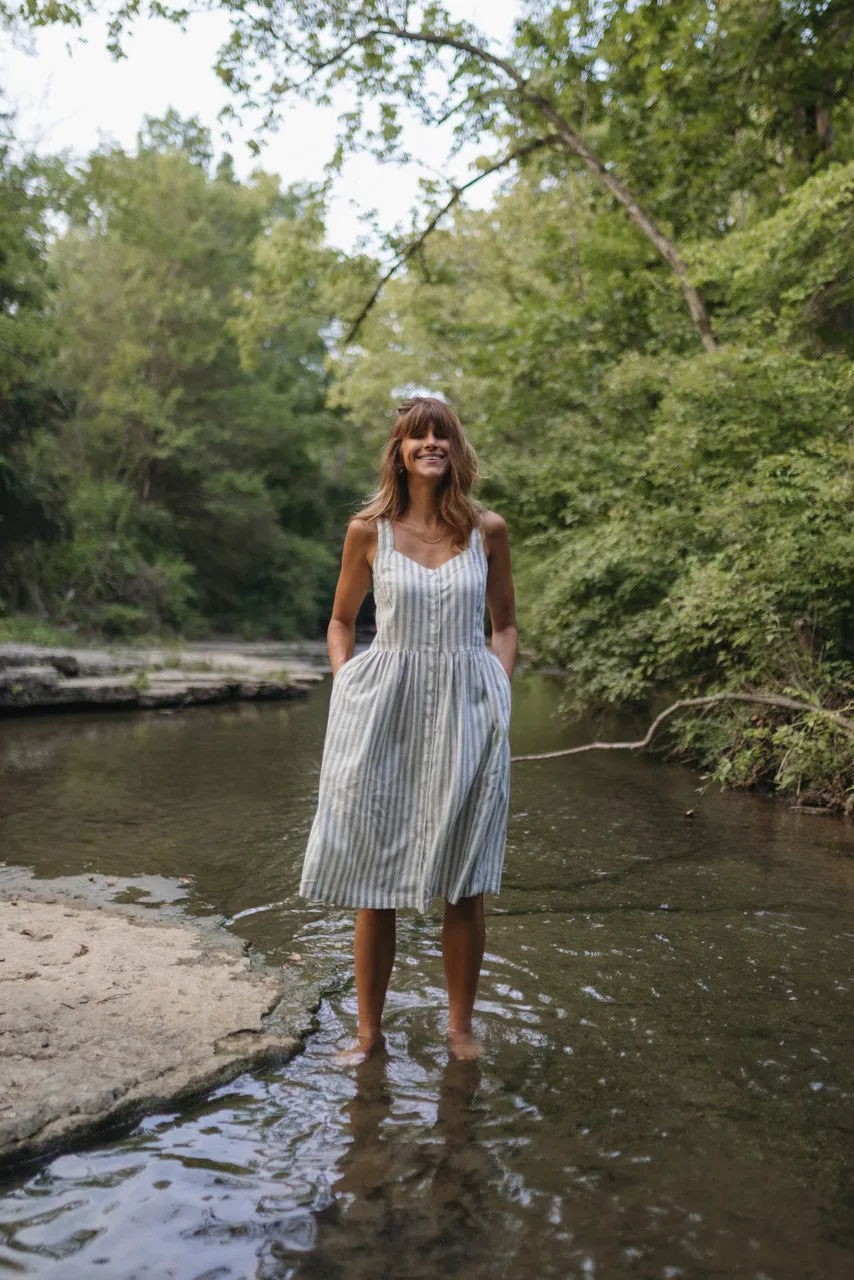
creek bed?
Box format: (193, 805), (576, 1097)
(0, 673), (852, 1278)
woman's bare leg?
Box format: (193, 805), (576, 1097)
(338, 907), (396, 1065)
(443, 894), (485, 1060)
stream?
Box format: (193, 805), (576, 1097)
(0, 672), (852, 1278)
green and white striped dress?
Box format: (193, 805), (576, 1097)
(299, 517), (511, 912)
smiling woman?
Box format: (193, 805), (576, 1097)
(361, 396), (487, 563)
(298, 395), (518, 1064)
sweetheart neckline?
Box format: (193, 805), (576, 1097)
(389, 545), (472, 573)
(378, 516), (479, 573)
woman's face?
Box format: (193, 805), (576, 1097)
(399, 424), (450, 483)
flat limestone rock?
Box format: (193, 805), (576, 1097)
(0, 642), (325, 712)
(0, 871), (315, 1171)
(0, 666), (59, 691)
(0, 645), (117, 677)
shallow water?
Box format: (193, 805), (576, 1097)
(0, 675), (852, 1278)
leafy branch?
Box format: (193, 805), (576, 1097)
(343, 134), (559, 342)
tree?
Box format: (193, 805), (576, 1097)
(12, 3), (854, 350)
(9, 0), (720, 350)
(21, 116), (358, 636)
(0, 100), (70, 617)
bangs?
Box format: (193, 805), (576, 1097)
(395, 397), (462, 441)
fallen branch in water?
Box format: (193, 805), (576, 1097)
(509, 692), (854, 763)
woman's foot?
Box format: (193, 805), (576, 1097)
(448, 1028), (481, 1061)
(335, 1029), (385, 1067)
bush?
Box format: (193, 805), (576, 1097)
(522, 347), (854, 709)
(90, 603), (150, 638)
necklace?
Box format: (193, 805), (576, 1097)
(396, 518), (447, 544)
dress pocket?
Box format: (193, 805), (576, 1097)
(484, 651), (512, 730)
(332, 648), (371, 690)
(487, 650), (511, 688)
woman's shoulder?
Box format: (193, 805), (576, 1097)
(479, 509), (509, 539)
(347, 514), (384, 538)
(475, 510), (508, 566)
(346, 515), (381, 566)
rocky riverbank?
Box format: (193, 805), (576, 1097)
(0, 641), (329, 714)
(0, 867), (318, 1172)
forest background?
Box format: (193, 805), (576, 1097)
(1, 0), (853, 810)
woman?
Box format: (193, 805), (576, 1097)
(300, 396), (517, 1062)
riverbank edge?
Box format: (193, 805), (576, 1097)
(651, 694), (854, 818)
(541, 683), (854, 818)
(0, 641), (329, 716)
(0, 868), (321, 1175)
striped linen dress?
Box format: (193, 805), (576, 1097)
(299, 516), (511, 912)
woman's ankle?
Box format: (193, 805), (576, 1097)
(448, 1026), (481, 1060)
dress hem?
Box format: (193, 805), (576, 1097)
(299, 880), (502, 913)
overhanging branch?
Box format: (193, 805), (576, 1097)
(343, 134), (559, 344)
(381, 22), (527, 89)
(372, 23), (717, 350)
(296, 27), (387, 85)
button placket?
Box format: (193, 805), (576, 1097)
(418, 576), (441, 896)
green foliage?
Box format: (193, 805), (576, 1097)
(101, 605), (150, 639)
(520, 1), (854, 236)
(3, 114), (358, 639)
(7, 4), (854, 807)
(692, 162), (854, 352)
(0, 610), (81, 646)
(0, 102), (69, 570)
(672, 697), (854, 813)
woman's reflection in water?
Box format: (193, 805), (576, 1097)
(308, 1043), (501, 1277)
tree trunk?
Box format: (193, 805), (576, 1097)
(815, 104), (834, 149)
(525, 95), (717, 352)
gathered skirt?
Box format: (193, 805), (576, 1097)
(299, 642), (511, 912)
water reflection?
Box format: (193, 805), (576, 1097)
(308, 1051), (498, 1280)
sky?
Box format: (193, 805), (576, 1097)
(2, 1), (523, 252)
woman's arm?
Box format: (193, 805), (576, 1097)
(327, 518), (375, 677)
(484, 511), (518, 681)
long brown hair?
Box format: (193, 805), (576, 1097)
(354, 397), (486, 552)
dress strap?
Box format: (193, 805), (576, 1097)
(376, 517), (391, 557)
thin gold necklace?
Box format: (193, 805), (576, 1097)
(397, 517), (446, 544)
